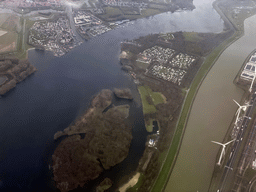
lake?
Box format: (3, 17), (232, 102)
(0, 0), (224, 191)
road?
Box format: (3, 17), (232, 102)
(65, 5), (83, 43)
(217, 92), (256, 192)
(231, 108), (256, 191)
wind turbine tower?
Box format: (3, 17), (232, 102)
(233, 100), (251, 125)
(211, 139), (235, 166)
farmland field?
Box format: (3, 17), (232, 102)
(1, 14), (20, 32)
(0, 31), (18, 53)
(0, 13), (12, 26)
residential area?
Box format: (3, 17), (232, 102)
(0, 0), (63, 9)
(136, 46), (175, 65)
(102, 0), (148, 9)
(73, 10), (112, 38)
(28, 16), (81, 57)
(135, 45), (196, 86)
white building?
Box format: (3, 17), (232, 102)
(240, 62), (256, 81)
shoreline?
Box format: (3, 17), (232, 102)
(150, 0), (248, 191)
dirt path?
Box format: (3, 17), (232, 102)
(119, 173), (140, 192)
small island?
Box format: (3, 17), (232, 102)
(96, 178), (113, 192)
(113, 88), (133, 100)
(0, 58), (37, 95)
(52, 89), (133, 192)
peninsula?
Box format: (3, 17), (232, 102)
(52, 89), (133, 192)
(0, 58), (37, 95)
(118, 27), (236, 190)
(113, 88), (133, 100)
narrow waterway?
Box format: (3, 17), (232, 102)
(166, 14), (256, 192)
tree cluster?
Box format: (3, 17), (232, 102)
(52, 90), (133, 192)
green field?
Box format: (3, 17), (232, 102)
(138, 85), (165, 133)
(141, 9), (161, 17)
(1, 14), (20, 32)
(183, 32), (203, 42)
(138, 86), (157, 114)
(102, 7), (123, 19)
(145, 119), (155, 132)
(0, 31), (18, 53)
(0, 13), (12, 26)
(138, 85), (165, 115)
(136, 61), (149, 70)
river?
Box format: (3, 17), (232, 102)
(165, 12), (256, 192)
(0, 0), (223, 191)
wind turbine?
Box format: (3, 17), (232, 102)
(249, 71), (256, 92)
(211, 139), (235, 166)
(233, 100), (251, 125)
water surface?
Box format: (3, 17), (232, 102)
(166, 14), (256, 192)
(0, 1), (224, 191)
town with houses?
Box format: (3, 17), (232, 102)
(102, 0), (148, 9)
(0, 0), (194, 58)
(73, 10), (112, 38)
(4, 0), (256, 192)
(28, 16), (81, 57)
(136, 46), (196, 85)
(0, 0), (63, 8)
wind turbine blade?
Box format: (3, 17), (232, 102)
(233, 99), (241, 108)
(224, 139), (235, 146)
(211, 141), (224, 146)
(218, 147), (225, 164)
(236, 109), (241, 123)
(250, 75), (256, 92)
(235, 109), (239, 116)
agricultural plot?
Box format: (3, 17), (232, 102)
(141, 8), (161, 17)
(183, 32), (203, 42)
(102, 7), (123, 19)
(0, 13), (12, 26)
(0, 31), (18, 53)
(1, 14), (20, 32)
(120, 7), (140, 15)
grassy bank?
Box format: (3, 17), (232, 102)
(150, 0), (255, 190)
(138, 85), (165, 132)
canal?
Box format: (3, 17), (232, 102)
(165, 14), (256, 192)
